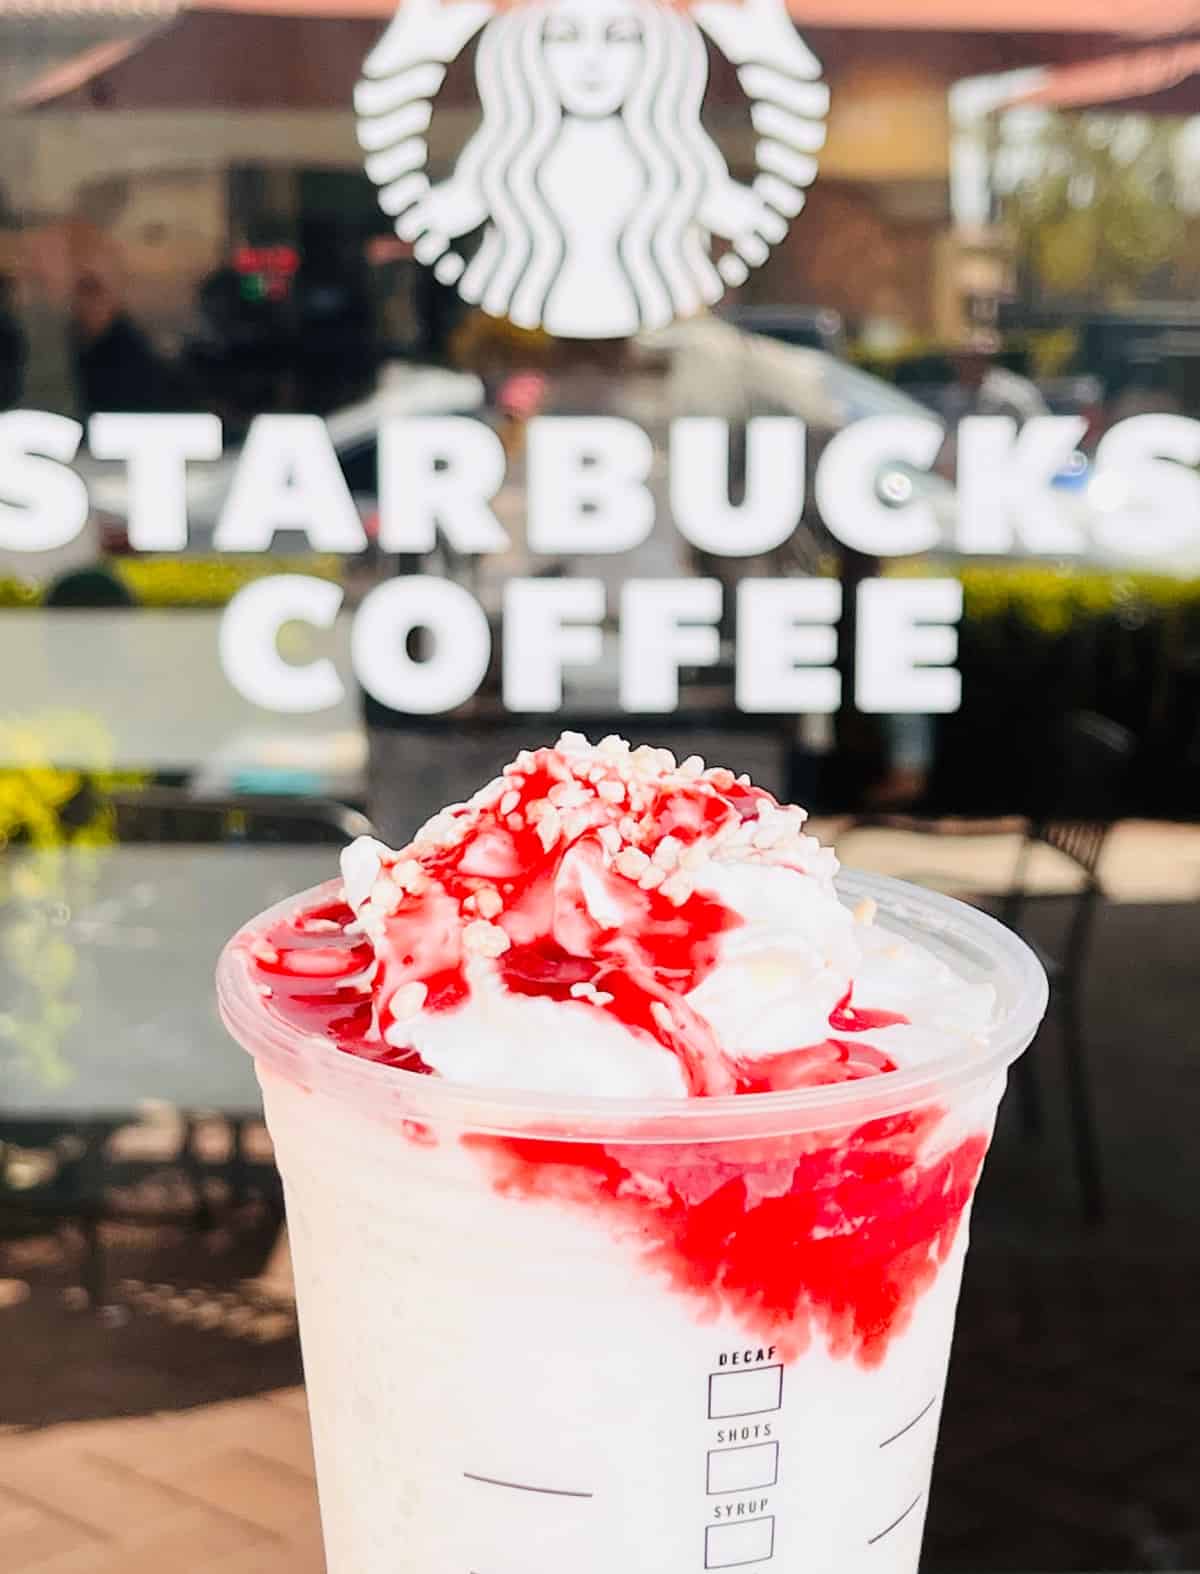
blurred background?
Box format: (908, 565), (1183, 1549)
(1, 0), (1199, 1570)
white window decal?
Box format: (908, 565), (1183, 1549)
(356, 0), (828, 339)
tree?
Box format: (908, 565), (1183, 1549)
(1000, 113), (1189, 306)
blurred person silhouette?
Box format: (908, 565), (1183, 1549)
(69, 271), (184, 420)
(413, 259), (466, 361)
(946, 329), (1048, 427)
(1108, 362), (1183, 425)
(496, 368), (548, 460)
(183, 264), (289, 436)
(0, 272), (27, 409)
(44, 562), (136, 608)
(292, 235), (374, 413)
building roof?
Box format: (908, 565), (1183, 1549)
(5, 0), (1196, 27)
(11, 0), (1199, 114)
(1008, 37), (1200, 110)
(11, 36), (144, 105)
(11, 8), (380, 107)
(788, 0), (1199, 32)
(0, 0), (174, 13)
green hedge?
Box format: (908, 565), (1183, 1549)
(0, 555), (344, 609)
(117, 555), (343, 607)
(3, 559), (1199, 626)
(954, 565), (1200, 635)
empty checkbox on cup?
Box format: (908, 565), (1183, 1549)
(708, 1365), (783, 1420)
(705, 1516), (776, 1568)
(707, 1441), (779, 1495)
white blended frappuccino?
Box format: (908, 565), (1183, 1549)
(218, 733), (1047, 1574)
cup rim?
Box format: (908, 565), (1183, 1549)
(216, 869), (1049, 1140)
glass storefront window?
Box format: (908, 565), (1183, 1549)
(2, 0), (1197, 820)
(3, 8), (1199, 1572)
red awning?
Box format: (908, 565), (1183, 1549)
(155, 0), (388, 13)
(12, 0), (1200, 114)
(13, 0), (1200, 29)
(12, 8), (386, 109)
(788, 0), (1200, 32)
(0, 0), (174, 12)
(9, 36), (146, 107)
(1006, 37), (1200, 111)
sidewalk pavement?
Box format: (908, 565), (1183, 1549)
(0, 1391), (322, 1574)
(815, 818), (1200, 906)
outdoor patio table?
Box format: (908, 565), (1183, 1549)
(0, 841), (336, 1298)
(1, 842), (335, 1121)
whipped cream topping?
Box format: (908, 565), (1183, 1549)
(329, 734), (992, 1099)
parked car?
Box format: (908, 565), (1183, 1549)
(717, 304), (846, 358)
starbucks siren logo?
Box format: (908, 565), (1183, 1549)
(355, 0), (828, 338)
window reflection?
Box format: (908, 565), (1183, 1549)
(0, 1), (1197, 825)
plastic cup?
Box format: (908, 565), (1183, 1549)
(217, 869), (1047, 1574)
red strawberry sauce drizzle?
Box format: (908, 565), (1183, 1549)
(374, 758), (758, 1093)
(830, 987), (910, 1034)
(248, 898), (432, 1072)
(246, 889), (985, 1366)
(242, 743), (989, 1365)
(247, 894), (906, 1086)
(467, 1116), (988, 1368)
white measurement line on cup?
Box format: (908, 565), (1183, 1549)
(867, 1493), (923, 1546)
(463, 1472), (594, 1499)
(878, 1394), (938, 1449)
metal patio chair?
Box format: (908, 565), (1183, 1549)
(1001, 711), (1137, 1222)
